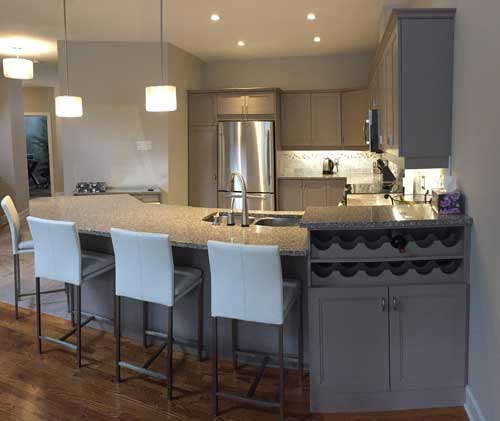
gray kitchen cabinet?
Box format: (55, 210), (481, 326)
(188, 93), (217, 126)
(311, 93), (342, 147)
(341, 90), (369, 148)
(188, 126), (218, 207)
(278, 179), (303, 211)
(326, 178), (346, 206)
(302, 180), (327, 208)
(217, 93), (246, 118)
(217, 91), (276, 119)
(280, 93), (311, 147)
(309, 287), (390, 400)
(389, 284), (467, 391)
(368, 9), (455, 168)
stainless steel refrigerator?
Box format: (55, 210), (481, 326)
(217, 121), (275, 211)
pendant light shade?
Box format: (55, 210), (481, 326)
(145, 85), (177, 112)
(55, 0), (83, 118)
(146, 0), (177, 112)
(2, 57), (34, 80)
(55, 95), (83, 117)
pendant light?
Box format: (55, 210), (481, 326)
(2, 47), (34, 80)
(55, 0), (83, 118)
(145, 0), (177, 112)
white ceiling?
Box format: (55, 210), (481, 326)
(0, 0), (413, 63)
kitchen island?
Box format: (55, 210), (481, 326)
(30, 195), (472, 413)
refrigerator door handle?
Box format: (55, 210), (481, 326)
(218, 125), (227, 190)
(266, 129), (272, 188)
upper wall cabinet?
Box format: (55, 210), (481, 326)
(217, 91), (276, 120)
(281, 90), (368, 150)
(188, 93), (217, 126)
(369, 9), (456, 169)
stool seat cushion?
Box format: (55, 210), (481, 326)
(174, 266), (202, 302)
(82, 251), (115, 281)
(17, 239), (34, 252)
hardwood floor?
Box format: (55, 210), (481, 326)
(0, 302), (468, 421)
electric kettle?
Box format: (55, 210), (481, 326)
(322, 158), (334, 174)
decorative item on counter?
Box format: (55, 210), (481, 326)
(432, 189), (465, 215)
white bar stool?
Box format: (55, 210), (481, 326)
(27, 216), (115, 367)
(208, 240), (303, 421)
(111, 228), (204, 400)
(1, 196), (68, 319)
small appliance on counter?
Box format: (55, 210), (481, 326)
(376, 159), (396, 183)
(322, 157), (339, 175)
(74, 181), (107, 195)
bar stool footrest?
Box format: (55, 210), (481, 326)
(118, 361), (167, 381)
(235, 348), (299, 365)
(39, 335), (77, 350)
(19, 288), (67, 298)
(216, 391), (280, 409)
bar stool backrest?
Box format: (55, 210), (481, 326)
(1, 195), (21, 255)
(27, 216), (82, 285)
(208, 240), (284, 325)
(111, 228), (175, 307)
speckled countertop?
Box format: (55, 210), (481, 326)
(300, 204), (472, 230)
(29, 195), (308, 256)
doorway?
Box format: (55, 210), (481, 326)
(24, 113), (54, 198)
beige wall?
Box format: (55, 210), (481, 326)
(22, 87), (64, 194)
(203, 52), (372, 90)
(0, 72), (29, 216)
(57, 41), (204, 201)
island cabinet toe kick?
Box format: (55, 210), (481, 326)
(301, 211), (472, 413)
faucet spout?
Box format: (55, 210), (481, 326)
(228, 171), (250, 227)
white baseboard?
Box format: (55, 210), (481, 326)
(465, 386), (487, 421)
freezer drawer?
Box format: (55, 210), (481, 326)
(217, 192), (275, 211)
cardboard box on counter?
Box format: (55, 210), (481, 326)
(432, 189), (465, 215)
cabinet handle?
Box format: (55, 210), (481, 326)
(392, 296), (398, 311)
(381, 297), (386, 312)
(241, 105), (245, 115)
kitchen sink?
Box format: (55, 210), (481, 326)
(253, 216), (301, 227)
(202, 212), (256, 225)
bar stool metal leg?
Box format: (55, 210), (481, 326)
(35, 277), (42, 354)
(143, 302), (148, 349)
(279, 324), (285, 421)
(115, 295), (121, 382)
(232, 319), (238, 370)
(76, 285), (82, 368)
(167, 306), (174, 400)
(197, 282), (204, 361)
(212, 316), (219, 416)
(13, 255), (19, 320)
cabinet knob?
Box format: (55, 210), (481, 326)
(381, 297), (387, 312)
(392, 296), (399, 311)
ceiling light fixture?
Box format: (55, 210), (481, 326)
(307, 13), (316, 21)
(55, 0), (83, 118)
(313, 36), (321, 43)
(2, 47), (34, 80)
(237, 40), (245, 47)
(146, 0), (177, 112)
(210, 14), (220, 21)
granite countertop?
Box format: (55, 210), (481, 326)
(300, 204), (472, 230)
(29, 195), (308, 256)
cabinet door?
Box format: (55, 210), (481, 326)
(341, 90), (369, 148)
(246, 92), (275, 116)
(217, 94), (246, 118)
(281, 93), (311, 147)
(377, 59), (386, 149)
(302, 180), (326, 208)
(188, 93), (217, 126)
(384, 42), (394, 149)
(311, 93), (342, 147)
(188, 126), (218, 207)
(389, 284), (467, 390)
(309, 287), (390, 399)
(326, 179), (346, 206)
(391, 32), (400, 154)
(278, 179), (303, 211)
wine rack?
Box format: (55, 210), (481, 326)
(308, 226), (467, 287)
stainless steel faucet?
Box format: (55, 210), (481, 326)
(226, 171), (250, 227)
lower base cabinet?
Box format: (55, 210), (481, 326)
(309, 284), (467, 412)
(278, 178), (346, 211)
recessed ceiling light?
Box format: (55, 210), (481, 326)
(210, 14), (220, 21)
(313, 36), (321, 43)
(237, 40), (245, 47)
(307, 13), (316, 21)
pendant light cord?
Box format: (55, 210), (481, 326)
(63, 0), (70, 95)
(160, 0), (165, 84)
